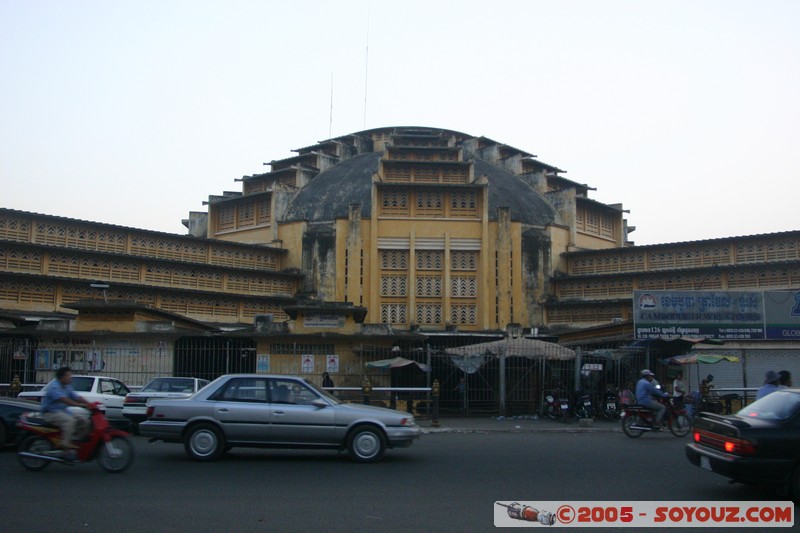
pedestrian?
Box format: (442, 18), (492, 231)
(672, 371), (685, 407)
(756, 370), (781, 400)
(322, 372), (334, 389)
(778, 370), (792, 388)
(699, 375), (714, 400)
(455, 376), (466, 414)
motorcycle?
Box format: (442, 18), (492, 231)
(16, 402), (134, 473)
(544, 390), (571, 423)
(574, 389), (593, 420)
(621, 397), (691, 438)
(602, 387), (620, 420)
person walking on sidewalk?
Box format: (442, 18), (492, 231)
(455, 377), (467, 415)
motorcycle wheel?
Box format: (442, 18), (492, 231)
(98, 435), (135, 473)
(622, 415), (645, 438)
(17, 434), (54, 471)
(546, 406), (556, 420)
(669, 415), (691, 437)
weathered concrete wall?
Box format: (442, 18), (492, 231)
(521, 228), (552, 328)
(302, 224), (337, 300)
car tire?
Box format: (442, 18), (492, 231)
(347, 426), (386, 463)
(184, 423), (225, 462)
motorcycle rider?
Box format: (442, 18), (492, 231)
(41, 366), (92, 450)
(636, 369), (669, 428)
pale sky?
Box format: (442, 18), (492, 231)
(2, 1), (798, 245)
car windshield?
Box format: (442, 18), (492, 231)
(737, 390), (800, 421)
(42, 377), (94, 392)
(304, 380), (341, 404)
(140, 378), (196, 393)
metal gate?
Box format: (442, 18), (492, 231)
(0, 335), (37, 388)
(174, 337), (257, 382)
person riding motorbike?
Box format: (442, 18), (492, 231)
(635, 369), (669, 429)
(41, 366), (92, 450)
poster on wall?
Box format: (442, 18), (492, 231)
(326, 354), (339, 373)
(70, 350), (85, 371)
(52, 350), (66, 370)
(301, 354), (314, 373)
(87, 349), (104, 371)
(256, 354), (270, 373)
(35, 349), (50, 370)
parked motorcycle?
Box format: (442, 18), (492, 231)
(574, 389), (593, 419)
(545, 390), (571, 423)
(621, 397), (691, 438)
(602, 387), (620, 420)
(16, 402), (134, 472)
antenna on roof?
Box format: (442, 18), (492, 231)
(329, 71), (334, 138)
(362, 2), (371, 130)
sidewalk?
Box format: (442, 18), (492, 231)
(417, 415), (623, 434)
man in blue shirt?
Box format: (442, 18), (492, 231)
(756, 370), (780, 400)
(42, 366), (91, 449)
(636, 369), (669, 428)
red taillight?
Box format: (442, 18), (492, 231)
(693, 431), (701, 442)
(723, 438), (756, 455)
(124, 396), (134, 404)
(146, 406), (154, 418)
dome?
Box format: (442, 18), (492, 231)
(282, 150), (557, 226)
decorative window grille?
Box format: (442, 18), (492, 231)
(1, 248), (42, 273)
(450, 276), (477, 297)
(380, 190), (409, 215)
(0, 216), (31, 242)
(380, 303), (407, 324)
(414, 167), (439, 183)
(449, 190), (478, 217)
(256, 199), (271, 225)
(416, 276), (442, 297)
(415, 190), (444, 216)
(415, 303), (442, 324)
(380, 250), (408, 270)
(416, 250), (443, 270)
(238, 202), (256, 227)
(451, 250), (478, 271)
(380, 276), (408, 297)
(384, 165), (412, 182)
(600, 214), (614, 238)
(441, 167), (468, 183)
(218, 205), (235, 231)
(450, 304), (477, 325)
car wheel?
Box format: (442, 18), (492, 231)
(184, 423), (225, 462)
(347, 426), (386, 463)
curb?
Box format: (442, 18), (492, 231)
(420, 426), (623, 435)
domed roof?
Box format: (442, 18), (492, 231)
(283, 150), (557, 226)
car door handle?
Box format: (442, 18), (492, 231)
(274, 410), (285, 415)
(218, 408), (229, 412)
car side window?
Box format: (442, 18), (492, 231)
(269, 379), (319, 406)
(100, 379), (115, 394)
(215, 378), (267, 403)
(114, 381), (130, 396)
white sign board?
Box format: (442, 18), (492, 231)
(301, 354), (315, 373)
(326, 354), (339, 373)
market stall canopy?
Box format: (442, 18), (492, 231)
(665, 354), (740, 365)
(444, 338), (576, 361)
(365, 357), (431, 372)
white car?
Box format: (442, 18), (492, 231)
(18, 376), (131, 423)
(123, 377), (209, 431)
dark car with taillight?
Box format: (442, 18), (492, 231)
(685, 388), (800, 498)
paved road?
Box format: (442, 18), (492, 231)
(0, 432), (785, 532)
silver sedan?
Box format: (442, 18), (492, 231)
(139, 374), (421, 463)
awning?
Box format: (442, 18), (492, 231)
(443, 338), (576, 361)
(665, 354), (740, 365)
(365, 357), (431, 372)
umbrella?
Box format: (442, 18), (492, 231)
(666, 354), (740, 365)
(365, 356), (431, 372)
